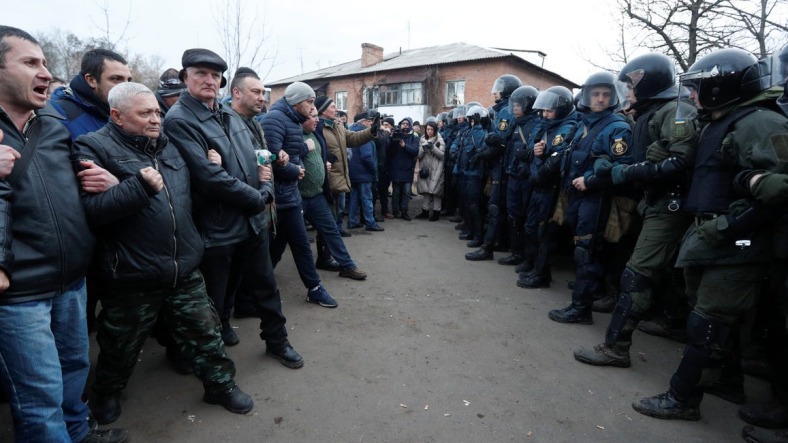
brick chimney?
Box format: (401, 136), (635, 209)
(361, 43), (384, 68)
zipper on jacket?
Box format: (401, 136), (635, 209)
(151, 155), (180, 288)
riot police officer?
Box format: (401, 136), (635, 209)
(455, 105), (490, 248)
(573, 53), (698, 367)
(466, 75), (522, 261)
(517, 86), (579, 288)
(447, 105), (469, 223)
(495, 85), (540, 267)
(633, 48), (788, 421)
(548, 72), (634, 325)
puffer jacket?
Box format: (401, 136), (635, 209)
(48, 74), (110, 139)
(163, 93), (273, 248)
(320, 118), (375, 193)
(260, 98), (310, 209)
(0, 107), (95, 304)
(347, 122), (377, 183)
(73, 122), (203, 289)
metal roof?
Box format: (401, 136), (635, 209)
(268, 42), (577, 87)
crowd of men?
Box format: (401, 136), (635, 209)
(0, 21), (787, 442)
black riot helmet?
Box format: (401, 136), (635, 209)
(452, 104), (467, 120)
(508, 85), (539, 117)
(491, 74), (523, 103)
(680, 48), (770, 111)
(617, 53), (678, 110)
(437, 112), (449, 125)
(466, 105), (489, 127)
(578, 71), (622, 113)
(533, 86), (575, 120)
(425, 115), (438, 124)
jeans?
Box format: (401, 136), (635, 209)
(270, 205), (321, 288)
(0, 279), (90, 443)
(302, 194), (356, 269)
(391, 181), (412, 215)
(348, 182), (375, 228)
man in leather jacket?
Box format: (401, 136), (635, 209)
(163, 49), (303, 365)
(74, 82), (255, 425)
(0, 25), (127, 443)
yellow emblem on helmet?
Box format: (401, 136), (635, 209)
(552, 135), (564, 146)
(498, 119), (509, 131)
(611, 138), (628, 156)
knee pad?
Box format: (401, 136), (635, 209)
(620, 268), (650, 293)
(686, 311), (730, 348)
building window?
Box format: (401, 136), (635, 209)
(335, 91), (348, 111)
(446, 81), (465, 106)
(377, 82), (423, 106)
(363, 86), (379, 110)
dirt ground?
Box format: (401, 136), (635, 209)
(1, 197), (765, 442)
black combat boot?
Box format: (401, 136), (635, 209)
(465, 244), (493, 261)
(548, 303), (592, 324)
(415, 209), (429, 219)
(517, 271), (551, 288)
(92, 393), (122, 425)
(429, 211), (440, 222)
(315, 235), (340, 272)
(632, 391), (701, 421)
(739, 403), (788, 429)
(466, 238), (483, 248)
(514, 260), (534, 274)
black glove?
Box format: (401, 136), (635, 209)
(424, 142), (434, 150)
(484, 132), (504, 148)
(369, 111), (381, 133)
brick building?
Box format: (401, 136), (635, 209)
(267, 42), (579, 123)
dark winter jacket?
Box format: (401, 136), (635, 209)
(347, 122), (377, 183)
(0, 107), (95, 304)
(388, 117), (420, 182)
(163, 93), (273, 248)
(48, 74), (110, 139)
(73, 122), (203, 289)
(260, 98), (310, 209)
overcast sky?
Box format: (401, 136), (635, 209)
(1, 0), (683, 86)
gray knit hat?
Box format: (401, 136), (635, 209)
(284, 82), (315, 105)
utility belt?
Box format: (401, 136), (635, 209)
(644, 187), (682, 212)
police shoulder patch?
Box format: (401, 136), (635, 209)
(497, 120), (509, 131)
(552, 134), (564, 146)
(611, 138), (628, 156)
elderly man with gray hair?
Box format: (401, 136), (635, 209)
(73, 82), (254, 425)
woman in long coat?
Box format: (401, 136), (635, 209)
(415, 121), (445, 221)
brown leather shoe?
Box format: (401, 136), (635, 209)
(339, 267), (367, 280)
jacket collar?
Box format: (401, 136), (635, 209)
(178, 92), (224, 122)
(67, 74), (111, 120)
(107, 121), (166, 155)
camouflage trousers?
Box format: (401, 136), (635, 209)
(93, 271), (236, 397)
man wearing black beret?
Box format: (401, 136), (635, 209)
(164, 48), (304, 371)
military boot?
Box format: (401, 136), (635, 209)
(514, 260), (534, 274)
(517, 272), (550, 288)
(548, 304), (592, 325)
(741, 426), (788, 443)
(415, 209), (429, 219)
(315, 235), (340, 272)
(739, 403), (788, 429)
(592, 293), (618, 313)
(577, 294), (642, 366)
(632, 391), (701, 421)
(465, 244), (493, 261)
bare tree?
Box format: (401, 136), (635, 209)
(212, 0), (280, 88)
(596, 0), (788, 74)
(128, 54), (166, 91)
